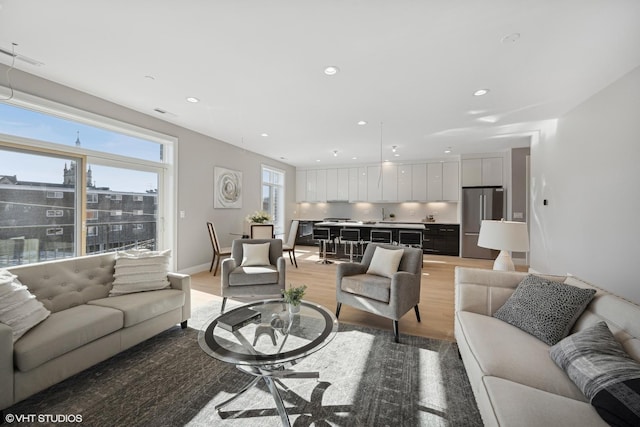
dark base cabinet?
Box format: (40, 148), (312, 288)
(423, 224), (460, 256)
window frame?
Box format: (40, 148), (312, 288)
(0, 91), (177, 267)
(261, 164), (285, 236)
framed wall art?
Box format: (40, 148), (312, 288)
(214, 166), (242, 209)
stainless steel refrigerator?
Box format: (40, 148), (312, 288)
(461, 186), (505, 259)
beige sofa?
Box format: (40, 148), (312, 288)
(1, 253), (191, 411)
(454, 267), (640, 427)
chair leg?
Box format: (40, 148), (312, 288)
(181, 320), (188, 329)
(393, 320), (399, 343)
(209, 254), (215, 272)
(336, 302), (342, 318)
(414, 305), (421, 322)
(221, 297), (227, 314)
(213, 255), (221, 276)
(292, 250), (298, 268)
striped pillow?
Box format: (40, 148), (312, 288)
(0, 269), (51, 342)
(550, 321), (640, 426)
(110, 249), (171, 295)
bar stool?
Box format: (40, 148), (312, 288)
(339, 228), (362, 262)
(313, 227), (335, 264)
(370, 229), (393, 245)
(398, 230), (423, 248)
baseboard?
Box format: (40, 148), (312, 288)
(178, 263), (209, 275)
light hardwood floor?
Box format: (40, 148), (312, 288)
(190, 245), (527, 342)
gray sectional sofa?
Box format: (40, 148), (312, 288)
(1, 252), (191, 411)
(454, 267), (640, 426)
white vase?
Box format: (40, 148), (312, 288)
(288, 303), (300, 314)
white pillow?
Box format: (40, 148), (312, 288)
(0, 269), (51, 343)
(110, 249), (171, 296)
(241, 242), (271, 266)
(366, 247), (404, 278)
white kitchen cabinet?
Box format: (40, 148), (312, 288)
(316, 169), (327, 202)
(295, 170), (307, 202)
(462, 157), (503, 187)
(461, 159), (482, 186)
(381, 163), (398, 201)
(325, 169), (338, 201)
(481, 157), (503, 186)
(357, 167), (368, 201)
(397, 165), (412, 201)
(336, 168), (349, 201)
(348, 167), (359, 201)
(306, 169), (317, 201)
(427, 163), (443, 201)
(367, 165), (382, 201)
(411, 163), (427, 201)
(442, 161), (459, 201)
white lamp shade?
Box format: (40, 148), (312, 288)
(478, 220), (529, 252)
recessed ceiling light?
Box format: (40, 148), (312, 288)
(357, 120), (367, 126)
(473, 89), (490, 96)
(261, 133), (269, 137)
(394, 154), (400, 157)
(324, 66), (340, 76)
(391, 145), (397, 152)
(444, 148), (452, 154)
(186, 97), (199, 103)
(316, 159), (321, 162)
(332, 150), (338, 157)
(352, 157), (357, 160)
(144, 75), (156, 80)
(501, 33), (521, 44)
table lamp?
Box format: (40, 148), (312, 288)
(478, 219), (529, 271)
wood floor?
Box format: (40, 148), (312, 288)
(190, 245), (527, 342)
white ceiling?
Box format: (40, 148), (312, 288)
(1, 0), (639, 168)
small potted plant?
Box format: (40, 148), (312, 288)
(389, 213), (396, 220)
(282, 284), (307, 314)
(246, 210), (272, 224)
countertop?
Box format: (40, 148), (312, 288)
(297, 219), (460, 226)
(314, 221), (426, 230)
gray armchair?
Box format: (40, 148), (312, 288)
(220, 239), (286, 313)
(336, 243), (422, 342)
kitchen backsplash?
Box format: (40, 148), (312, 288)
(295, 201), (459, 223)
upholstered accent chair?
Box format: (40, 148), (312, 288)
(336, 243), (423, 342)
(220, 239), (286, 313)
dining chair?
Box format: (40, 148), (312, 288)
(207, 222), (232, 276)
(282, 220), (299, 268)
(251, 223), (274, 239)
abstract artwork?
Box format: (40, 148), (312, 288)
(214, 167), (242, 208)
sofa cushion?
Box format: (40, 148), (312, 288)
(483, 376), (609, 427)
(366, 246), (403, 278)
(14, 304), (123, 372)
(493, 274), (596, 345)
(341, 274), (391, 303)
(88, 289), (185, 328)
(0, 269), (50, 343)
(228, 266), (279, 286)
(110, 249), (171, 295)
(456, 311), (586, 400)
(550, 321), (640, 426)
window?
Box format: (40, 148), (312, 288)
(0, 98), (174, 268)
(261, 165), (285, 236)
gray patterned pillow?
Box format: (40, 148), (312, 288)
(550, 321), (640, 426)
(493, 274), (596, 345)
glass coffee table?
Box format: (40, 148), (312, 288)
(198, 299), (339, 426)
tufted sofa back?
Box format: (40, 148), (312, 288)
(7, 253), (117, 313)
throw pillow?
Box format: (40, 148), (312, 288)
(0, 269), (51, 343)
(550, 321), (640, 426)
(110, 249), (171, 296)
(241, 242), (271, 267)
(493, 274), (596, 345)
(366, 246), (404, 279)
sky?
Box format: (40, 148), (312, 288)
(0, 103), (161, 193)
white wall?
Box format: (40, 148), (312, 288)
(530, 66), (640, 303)
(0, 65), (296, 272)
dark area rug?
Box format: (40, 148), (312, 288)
(4, 301), (481, 426)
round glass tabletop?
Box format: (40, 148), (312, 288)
(198, 299), (339, 366)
